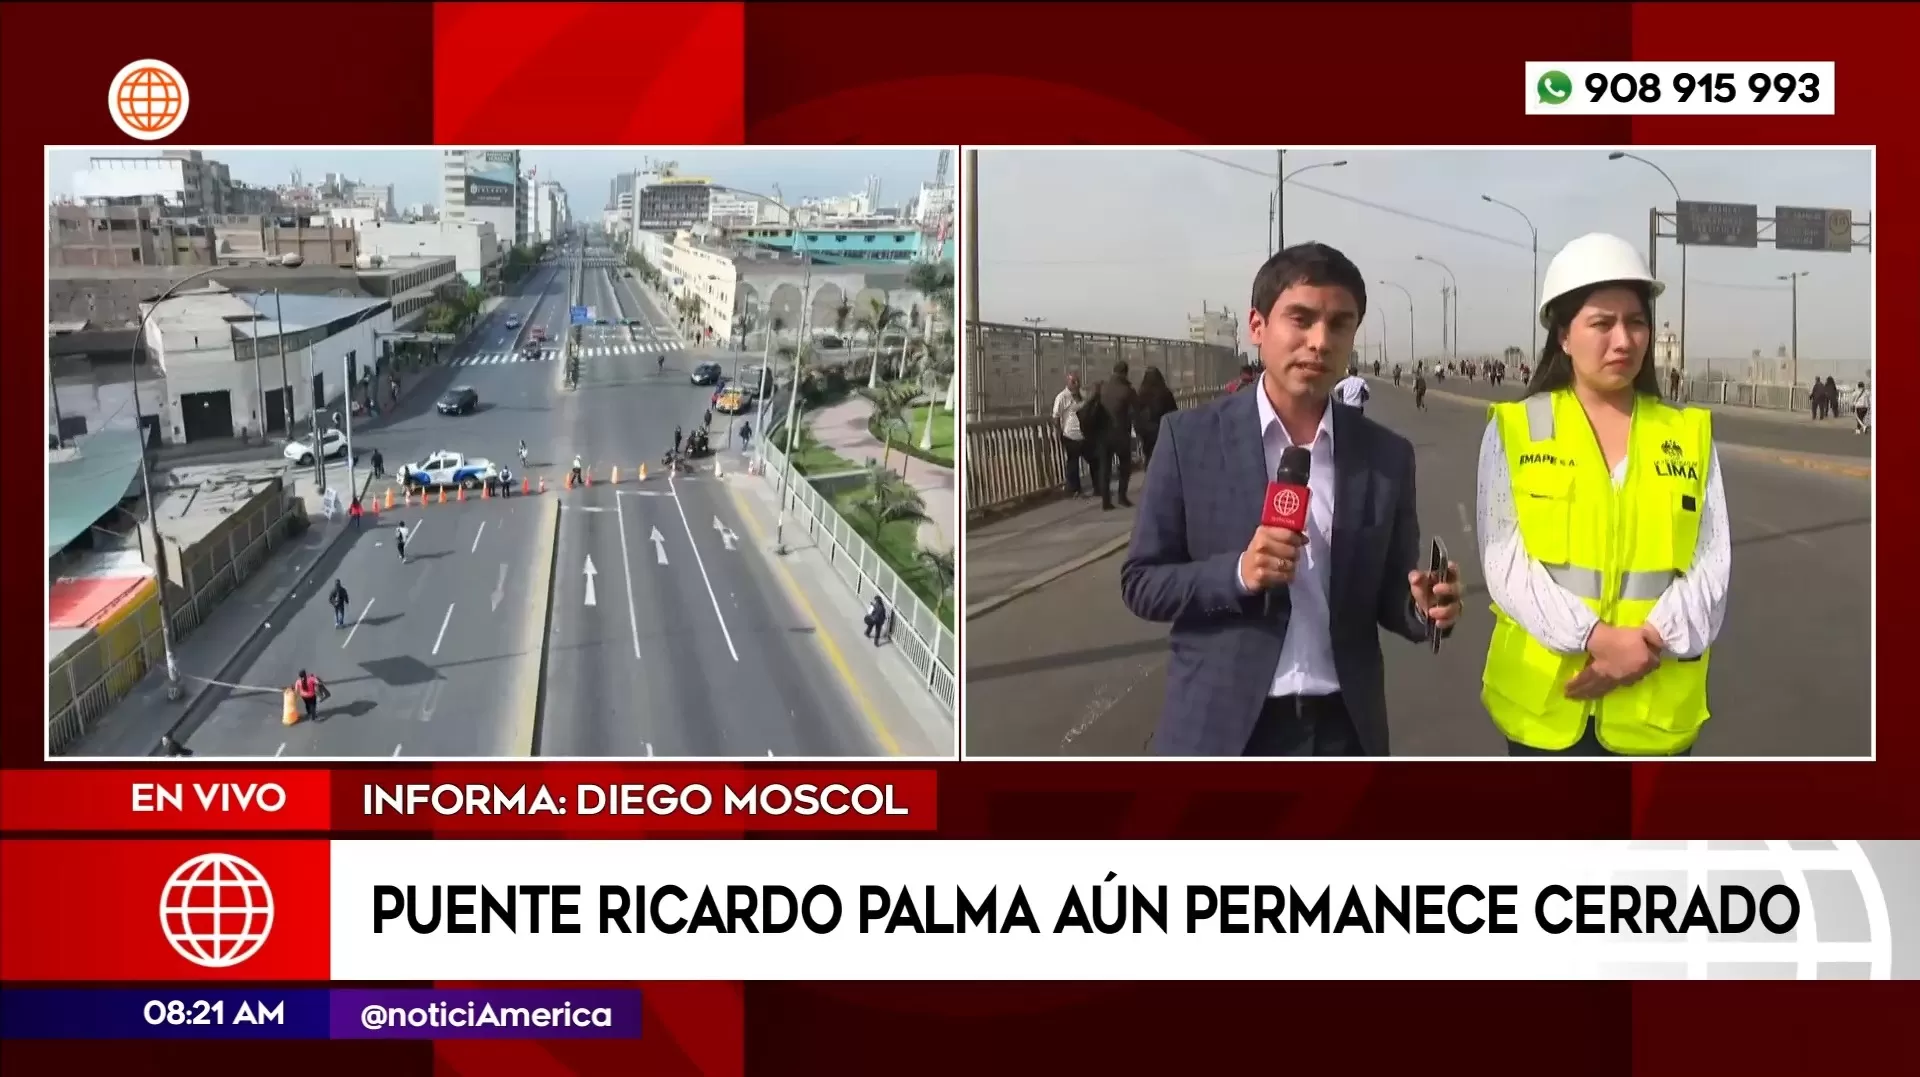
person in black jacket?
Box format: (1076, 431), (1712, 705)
(1095, 360), (1138, 511)
(1134, 366), (1179, 470)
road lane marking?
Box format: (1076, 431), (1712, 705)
(713, 516), (739, 550)
(433, 602), (455, 655)
(491, 563), (507, 612)
(584, 555), (599, 606)
(343, 597), (376, 648)
(725, 481), (900, 755)
(1457, 501), (1473, 535)
(393, 744), (403, 757)
(275, 742), (286, 757)
(645, 742), (654, 757)
(471, 521), (487, 553)
(669, 475), (741, 662)
(649, 525), (669, 565)
(612, 488), (644, 660)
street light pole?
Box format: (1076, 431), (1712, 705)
(1378, 280), (1415, 373)
(1610, 151), (1687, 376)
(133, 253), (303, 709)
(1416, 254), (1459, 361)
(1778, 271), (1808, 390)
(1273, 151), (1349, 253)
(1481, 194), (1539, 362)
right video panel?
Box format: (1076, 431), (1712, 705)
(962, 147), (1873, 760)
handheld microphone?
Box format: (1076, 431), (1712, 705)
(1261, 445), (1312, 532)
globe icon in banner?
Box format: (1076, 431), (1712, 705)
(107, 60), (189, 141)
(159, 853), (274, 969)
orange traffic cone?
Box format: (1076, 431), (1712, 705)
(611, 466), (621, 485)
(458, 484), (467, 502)
(523, 477), (531, 495)
(482, 481), (491, 499)
(281, 687), (300, 726)
(639, 462), (648, 481)
(438, 487), (447, 504)
(585, 469), (593, 487)
(385, 488), (395, 511)
(539, 476), (547, 494)
(369, 499), (380, 518)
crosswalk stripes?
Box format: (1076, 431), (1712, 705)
(451, 342), (688, 367)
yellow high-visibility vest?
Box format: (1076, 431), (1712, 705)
(1481, 389), (1714, 754)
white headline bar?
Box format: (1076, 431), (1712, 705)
(328, 840), (1898, 980)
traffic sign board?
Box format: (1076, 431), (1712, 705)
(1676, 201), (1758, 248)
(570, 305), (590, 325)
(1775, 206), (1854, 252)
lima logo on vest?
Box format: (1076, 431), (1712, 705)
(1656, 438), (1699, 481)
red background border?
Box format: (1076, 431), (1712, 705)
(6, 1), (1912, 1074)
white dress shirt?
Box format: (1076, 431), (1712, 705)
(1334, 375), (1369, 408)
(1240, 387), (1343, 697)
(1053, 386), (1084, 440)
(1475, 419), (1731, 659)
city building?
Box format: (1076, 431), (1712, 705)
(355, 218), (501, 289)
(532, 181), (568, 244)
(910, 182), (956, 225)
(351, 183), (395, 217)
(728, 223), (952, 265)
(138, 286), (394, 443)
(211, 213), (358, 267)
(637, 177), (714, 230)
(440, 149), (523, 257)
(1188, 305), (1237, 351)
(708, 189), (777, 227)
(49, 206), (358, 269)
(70, 150), (232, 215)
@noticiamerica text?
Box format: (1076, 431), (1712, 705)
(363, 781), (910, 817)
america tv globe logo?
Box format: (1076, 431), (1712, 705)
(108, 59), (189, 142)
(159, 853), (274, 969)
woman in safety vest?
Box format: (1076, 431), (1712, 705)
(1474, 233), (1731, 756)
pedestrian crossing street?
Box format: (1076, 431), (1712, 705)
(453, 341), (685, 367)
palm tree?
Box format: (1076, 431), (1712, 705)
(916, 545), (956, 619)
(856, 295), (905, 389)
(872, 381), (917, 478)
(907, 260), (958, 412)
(849, 464), (927, 546)
(831, 297), (853, 352)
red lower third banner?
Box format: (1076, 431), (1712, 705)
(0, 839), (330, 981)
(0, 769), (938, 834)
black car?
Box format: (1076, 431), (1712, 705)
(438, 386), (479, 415)
(691, 362), (723, 386)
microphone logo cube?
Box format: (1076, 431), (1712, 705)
(1273, 488), (1301, 519)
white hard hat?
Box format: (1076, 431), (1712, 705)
(1537, 233), (1665, 328)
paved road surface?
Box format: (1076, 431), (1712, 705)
(965, 382), (1872, 758)
(174, 494), (551, 757)
(159, 257), (940, 757)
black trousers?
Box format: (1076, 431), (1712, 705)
(1242, 694), (1364, 757)
(1097, 437), (1132, 504)
(1061, 436), (1091, 495)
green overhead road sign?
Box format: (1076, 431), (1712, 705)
(1775, 206), (1855, 252)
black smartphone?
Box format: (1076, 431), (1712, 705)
(1428, 537), (1448, 653)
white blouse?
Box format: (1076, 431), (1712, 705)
(1474, 419), (1731, 659)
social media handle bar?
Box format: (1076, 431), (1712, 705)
(1526, 61), (1836, 116)
(0, 988), (643, 1041)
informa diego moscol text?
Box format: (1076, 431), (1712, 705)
(0, 988), (643, 1040)
(11, 839), (1907, 982)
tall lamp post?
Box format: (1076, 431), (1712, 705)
(1609, 151), (1687, 376)
(1778, 270), (1809, 391)
(1271, 151), (1349, 255)
(134, 253), (303, 706)
(1481, 194), (1539, 362)
(1415, 254), (1459, 361)
(1377, 280), (1416, 372)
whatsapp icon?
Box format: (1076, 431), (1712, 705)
(1537, 70), (1573, 105)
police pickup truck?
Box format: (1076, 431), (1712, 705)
(400, 450), (501, 492)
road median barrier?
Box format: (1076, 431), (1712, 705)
(518, 496), (563, 756)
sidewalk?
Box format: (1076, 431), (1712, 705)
(967, 471), (1143, 619)
(63, 465), (375, 757)
(722, 469), (954, 756)
(809, 395), (957, 552)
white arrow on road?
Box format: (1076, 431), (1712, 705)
(583, 555), (599, 607)
(649, 526), (669, 565)
(712, 516), (739, 551)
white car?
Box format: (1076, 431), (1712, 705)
(505, 314), (522, 330)
(401, 450), (500, 491)
(283, 430), (348, 465)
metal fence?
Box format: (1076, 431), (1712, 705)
(968, 386), (1224, 517)
(48, 490), (305, 756)
(1397, 353), (1871, 414)
(968, 322), (1242, 420)
(755, 438), (958, 718)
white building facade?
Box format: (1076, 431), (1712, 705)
(440, 149), (523, 259)
(356, 219), (500, 289)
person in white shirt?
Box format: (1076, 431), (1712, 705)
(1051, 373), (1091, 497)
(1333, 371), (1370, 410)
(1851, 380), (1871, 434)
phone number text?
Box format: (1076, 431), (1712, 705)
(1585, 70), (1821, 106)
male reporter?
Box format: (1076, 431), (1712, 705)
(1119, 243), (1462, 757)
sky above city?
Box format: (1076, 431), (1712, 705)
(45, 147), (949, 214)
(975, 148), (1873, 368)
